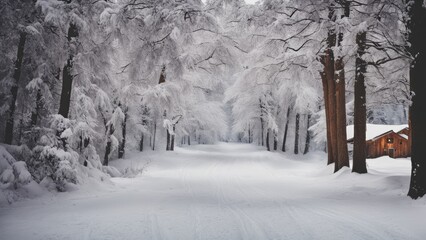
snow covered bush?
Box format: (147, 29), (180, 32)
(0, 146), (43, 204)
(11, 161), (33, 188)
(29, 145), (78, 192)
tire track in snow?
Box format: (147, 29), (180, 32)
(148, 214), (165, 240)
(231, 155), (314, 240)
(213, 156), (270, 240)
(179, 157), (201, 240)
(294, 204), (416, 240)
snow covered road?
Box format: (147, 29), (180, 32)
(1, 143), (426, 240)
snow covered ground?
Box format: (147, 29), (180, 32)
(1, 142), (425, 240)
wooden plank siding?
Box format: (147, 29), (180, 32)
(366, 131), (410, 158)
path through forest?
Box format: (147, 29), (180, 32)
(1, 143), (425, 240)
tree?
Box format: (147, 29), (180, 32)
(1, 0), (39, 144)
(406, 0), (426, 199)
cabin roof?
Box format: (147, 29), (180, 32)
(347, 124), (408, 142)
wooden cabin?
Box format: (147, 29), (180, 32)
(347, 125), (410, 159)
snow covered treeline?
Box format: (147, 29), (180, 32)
(223, 0), (409, 164)
(218, 0), (425, 198)
(0, 0), (425, 199)
(0, 0), (230, 193)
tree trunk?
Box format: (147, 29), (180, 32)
(58, 23), (78, 118)
(266, 129), (270, 151)
(104, 141), (111, 166)
(304, 114), (311, 155)
(273, 132), (278, 151)
(139, 134), (144, 152)
(166, 129), (171, 151)
(321, 4), (338, 165)
(260, 100), (264, 146)
(118, 111), (127, 159)
(152, 123), (156, 151)
(170, 126), (176, 151)
(334, 2), (350, 173)
(407, 0), (426, 199)
(294, 113), (300, 154)
(158, 65), (166, 84)
(31, 89), (42, 127)
(352, 31), (368, 174)
(260, 118), (264, 147)
(282, 107), (291, 152)
(188, 135), (191, 145)
(248, 123), (251, 143)
(324, 49), (338, 165)
(4, 32), (26, 144)
(103, 124), (115, 166)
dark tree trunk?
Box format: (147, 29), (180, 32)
(266, 129), (270, 151)
(304, 114), (311, 155)
(248, 123), (251, 143)
(79, 135), (83, 153)
(82, 137), (89, 166)
(294, 113), (300, 154)
(4, 32), (26, 144)
(320, 4), (338, 165)
(334, 57), (349, 172)
(273, 132), (278, 151)
(17, 118), (24, 146)
(58, 57), (73, 118)
(166, 129), (171, 151)
(188, 135), (191, 145)
(158, 65), (166, 84)
(352, 31), (368, 174)
(324, 49), (338, 165)
(103, 124), (115, 166)
(334, 2), (350, 173)
(152, 123), (156, 151)
(407, 0), (426, 199)
(31, 89), (42, 127)
(260, 118), (264, 147)
(260, 99), (264, 146)
(118, 111), (127, 159)
(170, 126), (176, 151)
(104, 141), (111, 166)
(58, 23), (78, 118)
(282, 107), (291, 152)
(139, 134), (144, 152)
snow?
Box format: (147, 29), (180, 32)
(1, 143), (425, 240)
(0, 146), (46, 204)
(60, 128), (73, 139)
(400, 134), (409, 140)
(347, 124), (408, 141)
(12, 162), (32, 185)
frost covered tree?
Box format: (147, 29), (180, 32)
(0, 0), (41, 145)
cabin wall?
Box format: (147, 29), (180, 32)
(397, 128), (411, 151)
(366, 132), (410, 158)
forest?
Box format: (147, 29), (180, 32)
(1, 0), (426, 239)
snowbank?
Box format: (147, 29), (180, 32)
(0, 144), (118, 205)
(0, 145), (45, 204)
